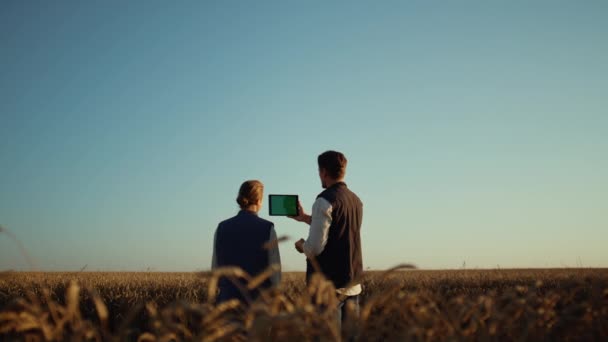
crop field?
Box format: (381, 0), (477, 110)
(1, 268), (607, 341)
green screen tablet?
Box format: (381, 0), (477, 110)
(268, 195), (299, 216)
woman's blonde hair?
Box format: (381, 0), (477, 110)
(236, 180), (264, 209)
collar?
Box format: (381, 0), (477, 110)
(328, 181), (347, 189)
(238, 209), (258, 216)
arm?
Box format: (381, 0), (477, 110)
(267, 225), (282, 286)
(302, 198), (332, 258)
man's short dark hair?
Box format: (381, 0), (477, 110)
(318, 151), (347, 180)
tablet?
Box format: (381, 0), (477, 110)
(268, 194), (299, 216)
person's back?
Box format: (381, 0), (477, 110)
(212, 180), (281, 304)
(214, 211), (276, 302)
(307, 182), (363, 288)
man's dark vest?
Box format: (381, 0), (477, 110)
(306, 182), (363, 288)
(215, 210), (273, 303)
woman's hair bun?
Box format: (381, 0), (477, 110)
(236, 180), (263, 209)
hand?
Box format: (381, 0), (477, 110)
(295, 238), (305, 254)
(288, 201), (311, 224)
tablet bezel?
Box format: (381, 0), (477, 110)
(268, 194), (299, 216)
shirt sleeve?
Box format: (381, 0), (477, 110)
(303, 197), (332, 258)
(267, 225), (282, 286)
(211, 227), (218, 270)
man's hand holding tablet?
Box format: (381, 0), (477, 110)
(288, 201), (311, 224)
(268, 194), (310, 254)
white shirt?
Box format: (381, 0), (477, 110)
(303, 197), (362, 296)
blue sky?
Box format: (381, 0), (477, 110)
(1, 1), (607, 271)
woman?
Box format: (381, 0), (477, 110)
(211, 180), (281, 304)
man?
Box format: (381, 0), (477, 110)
(289, 150), (363, 324)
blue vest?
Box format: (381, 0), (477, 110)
(214, 210), (274, 303)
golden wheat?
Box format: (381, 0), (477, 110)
(0, 269), (607, 341)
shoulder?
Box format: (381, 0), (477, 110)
(317, 188), (337, 203)
(349, 189), (363, 205)
(218, 215), (237, 227)
(255, 215), (274, 228)
(216, 213), (244, 233)
(341, 185), (363, 206)
(251, 215), (275, 238)
(313, 196), (332, 211)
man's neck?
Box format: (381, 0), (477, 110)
(325, 179), (344, 188)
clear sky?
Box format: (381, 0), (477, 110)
(1, 1), (607, 271)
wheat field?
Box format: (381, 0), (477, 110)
(1, 268), (607, 341)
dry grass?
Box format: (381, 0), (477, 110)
(1, 268), (607, 341)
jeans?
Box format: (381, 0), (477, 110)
(337, 295), (360, 341)
(337, 295), (360, 325)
